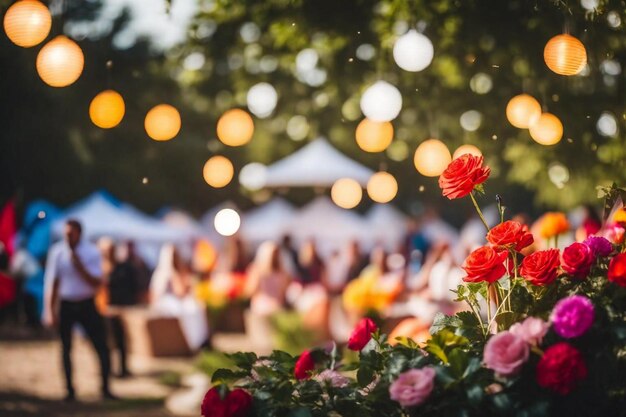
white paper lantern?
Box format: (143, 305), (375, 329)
(239, 162), (267, 190)
(214, 208), (241, 236)
(246, 82), (278, 118)
(393, 29), (434, 72)
(360, 81), (403, 122)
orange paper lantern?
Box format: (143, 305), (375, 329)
(506, 94), (542, 128)
(331, 178), (362, 209)
(413, 139), (452, 177)
(36, 35), (84, 87)
(452, 144), (482, 160)
(355, 118), (394, 152)
(544, 34), (587, 76)
(144, 104), (181, 141)
(217, 109), (254, 146)
(203, 155), (234, 188)
(529, 113), (563, 145)
(89, 90), (125, 129)
(3, 0), (51, 47)
(367, 172), (398, 203)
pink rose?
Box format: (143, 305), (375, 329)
(389, 367), (436, 408)
(483, 331), (529, 377)
(509, 317), (549, 346)
(314, 369), (351, 388)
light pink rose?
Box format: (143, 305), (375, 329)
(389, 367), (436, 408)
(314, 369), (351, 388)
(509, 317), (549, 346)
(483, 331), (529, 377)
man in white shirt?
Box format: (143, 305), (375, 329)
(43, 219), (114, 401)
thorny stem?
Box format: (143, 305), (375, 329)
(470, 192), (490, 231)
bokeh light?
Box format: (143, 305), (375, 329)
(331, 178), (363, 209)
(367, 172), (398, 203)
(453, 144), (482, 160)
(89, 90), (125, 129)
(544, 34), (587, 76)
(217, 109), (254, 146)
(203, 155), (234, 188)
(596, 112), (618, 137)
(529, 113), (563, 145)
(355, 118), (394, 153)
(36, 35), (84, 87)
(144, 104), (181, 141)
(214, 208), (241, 236)
(392, 29), (434, 72)
(459, 110), (482, 132)
(413, 139), (452, 177)
(239, 162), (267, 190)
(246, 82), (278, 118)
(3, 0), (51, 47)
(506, 94), (541, 128)
(360, 81), (402, 122)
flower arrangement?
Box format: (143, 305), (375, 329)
(202, 154), (626, 417)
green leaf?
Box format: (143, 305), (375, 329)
(226, 352), (258, 370)
(211, 368), (238, 384)
(287, 408), (312, 417)
(448, 348), (469, 378)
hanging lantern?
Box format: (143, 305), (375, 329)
(203, 155), (234, 188)
(413, 139), (452, 177)
(214, 208), (241, 237)
(544, 34), (587, 76)
(360, 81), (403, 122)
(529, 113), (563, 145)
(246, 82), (278, 118)
(367, 172), (398, 204)
(144, 104), (181, 141)
(452, 144), (482, 160)
(392, 29), (434, 72)
(89, 90), (125, 129)
(36, 35), (84, 87)
(331, 178), (362, 209)
(217, 109), (254, 146)
(355, 118), (394, 153)
(3, 0), (51, 48)
(506, 94), (541, 128)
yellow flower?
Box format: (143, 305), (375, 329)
(536, 212), (570, 239)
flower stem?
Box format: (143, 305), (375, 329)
(470, 192), (490, 231)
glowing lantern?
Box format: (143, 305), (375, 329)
(203, 155), (234, 188)
(529, 113), (563, 145)
(89, 90), (125, 129)
(331, 178), (362, 209)
(413, 139), (452, 177)
(355, 118), (394, 152)
(36, 35), (84, 87)
(392, 29), (434, 72)
(367, 172), (398, 203)
(144, 104), (181, 141)
(506, 94), (541, 128)
(544, 34), (587, 76)
(360, 81), (402, 122)
(453, 144), (482, 160)
(217, 109), (254, 146)
(3, 0), (51, 47)
(214, 209), (241, 236)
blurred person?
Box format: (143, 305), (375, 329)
(126, 241), (151, 304)
(344, 240), (368, 284)
(278, 234), (300, 277)
(298, 239), (326, 285)
(42, 220), (115, 401)
(150, 244), (208, 351)
(246, 242), (291, 316)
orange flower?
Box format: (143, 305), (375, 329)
(613, 208), (626, 225)
(537, 212), (570, 239)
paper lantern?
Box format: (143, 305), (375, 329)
(36, 35), (84, 87)
(413, 139), (452, 177)
(203, 155), (234, 188)
(355, 118), (394, 152)
(239, 162), (267, 190)
(453, 144), (482, 160)
(214, 208), (241, 236)
(144, 104), (181, 141)
(360, 81), (402, 122)
(217, 109), (254, 146)
(506, 94), (541, 128)
(529, 113), (563, 145)
(392, 29), (434, 72)
(331, 178), (362, 209)
(3, 0), (51, 47)
(367, 172), (398, 203)
(544, 34), (587, 76)
(89, 90), (125, 129)
(246, 82), (278, 118)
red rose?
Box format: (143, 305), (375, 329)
(347, 317), (378, 351)
(607, 252), (626, 287)
(462, 246), (508, 283)
(536, 342), (587, 395)
(561, 242), (593, 279)
(294, 350), (315, 380)
(487, 220), (534, 252)
(520, 249), (560, 286)
(438, 154), (491, 200)
(201, 387), (252, 417)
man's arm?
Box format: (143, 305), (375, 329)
(71, 250), (102, 288)
(43, 248), (59, 327)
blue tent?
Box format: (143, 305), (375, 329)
(21, 199), (62, 260)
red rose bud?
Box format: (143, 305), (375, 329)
(607, 252), (626, 287)
(347, 317), (378, 351)
(520, 249), (560, 286)
(438, 154), (491, 200)
(294, 350), (315, 380)
(561, 242), (594, 279)
(536, 342), (587, 395)
(201, 387), (252, 417)
(487, 220), (534, 252)
(462, 246), (508, 283)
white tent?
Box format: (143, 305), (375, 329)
(365, 204), (409, 250)
(158, 207), (207, 238)
(286, 196), (369, 257)
(240, 198), (297, 244)
(264, 138), (374, 187)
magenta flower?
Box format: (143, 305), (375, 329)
(389, 367), (436, 408)
(509, 317), (549, 346)
(551, 295), (595, 339)
(483, 331), (529, 377)
(582, 236), (612, 257)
